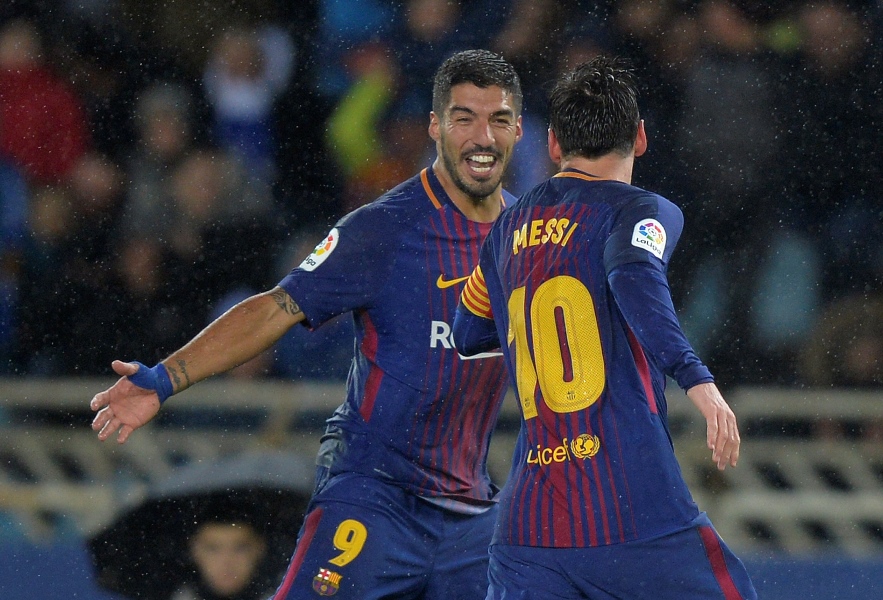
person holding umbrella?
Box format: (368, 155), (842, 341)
(173, 497), (270, 600)
(90, 49), (522, 600)
(89, 452), (314, 600)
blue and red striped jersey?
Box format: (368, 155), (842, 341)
(279, 167), (511, 508)
(455, 169), (713, 546)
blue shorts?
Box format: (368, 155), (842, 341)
(486, 514), (757, 600)
(270, 471), (497, 600)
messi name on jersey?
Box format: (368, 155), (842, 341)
(512, 217), (579, 255)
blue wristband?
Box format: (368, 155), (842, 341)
(128, 361), (175, 405)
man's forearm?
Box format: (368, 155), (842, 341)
(161, 287), (304, 394)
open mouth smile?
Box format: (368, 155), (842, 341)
(465, 153), (499, 177)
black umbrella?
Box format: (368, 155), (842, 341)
(88, 451), (315, 600)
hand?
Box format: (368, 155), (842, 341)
(686, 382), (741, 470)
(90, 360), (162, 444)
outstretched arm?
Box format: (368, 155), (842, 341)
(90, 287), (305, 444)
(608, 262), (740, 470)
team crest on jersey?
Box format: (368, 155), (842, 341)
(312, 568), (342, 596)
(570, 434), (601, 459)
(299, 228), (339, 272)
(631, 219), (666, 259)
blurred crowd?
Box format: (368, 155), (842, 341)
(0, 0), (881, 388)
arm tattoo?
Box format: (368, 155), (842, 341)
(271, 288), (302, 316)
(175, 359), (192, 388)
(167, 361), (192, 391)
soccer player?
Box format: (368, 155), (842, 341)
(452, 56), (757, 599)
(90, 50), (523, 600)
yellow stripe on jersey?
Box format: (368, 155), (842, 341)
(460, 266), (493, 318)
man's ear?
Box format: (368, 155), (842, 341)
(428, 111), (440, 143)
(634, 120), (647, 157)
(548, 128), (562, 165)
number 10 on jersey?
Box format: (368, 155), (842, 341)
(506, 275), (605, 419)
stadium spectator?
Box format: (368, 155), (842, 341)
(670, 0), (784, 384)
(0, 18), (91, 185)
(742, 0), (883, 383)
(388, 0), (473, 118)
(0, 0), (879, 388)
(313, 0), (399, 98)
(125, 82), (281, 319)
(324, 42), (407, 211)
(202, 23), (296, 184)
(799, 291), (883, 440)
(611, 0), (700, 198)
(775, 0), (883, 303)
(40, 3), (156, 166)
(15, 184), (75, 374)
(800, 292), (883, 390)
(161, 148), (278, 307)
(101, 234), (188, 368)
(15, 152), (127, 375)
(123, 81), (198, 234)
(171, 499), (274, 600)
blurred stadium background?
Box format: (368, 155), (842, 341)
(3, 381), (883, 599)
(1, 1), (882, 598)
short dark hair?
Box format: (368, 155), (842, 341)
(194, 493), (264, 534)
(432, 49), (522, 116)
(548, 55), (640, 160)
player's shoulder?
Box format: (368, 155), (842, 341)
(614, 185), (685, 249)
(337, 172), (427, 232)
(612, 183), (682, 218)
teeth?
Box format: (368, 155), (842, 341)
(471, 155), (495, 163)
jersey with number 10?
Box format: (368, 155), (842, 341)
(279, 167), (510, 509)
(460, 169), (711, 547)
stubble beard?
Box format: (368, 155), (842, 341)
(440, 145), (505, 206)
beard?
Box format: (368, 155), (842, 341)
(440, 143), (505, 204)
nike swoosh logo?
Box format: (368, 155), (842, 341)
(436, 274), (470, 289)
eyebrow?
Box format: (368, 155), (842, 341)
(449, 105), (516, 119)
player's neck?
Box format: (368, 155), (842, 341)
(432, 163), (502, 223)
(560, 155), (635, 184)
(452, 193), (502, 223)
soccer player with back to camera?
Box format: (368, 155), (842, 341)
(453, 55), (758, 599)
(91, 50), (523, 599)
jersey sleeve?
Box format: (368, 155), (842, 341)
(603, 193), (684, 273)
(277, 205), (400, 327)
(608, 261), (713, 390)
(453, 265), (500, 356)
(459, 264), (493, 319)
